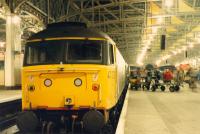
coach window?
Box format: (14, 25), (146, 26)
(109, 44), (114, 64)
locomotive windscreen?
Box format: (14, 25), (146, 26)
(24, 40), (105, 66)
(67, 40), (102, 63)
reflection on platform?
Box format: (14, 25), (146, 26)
(124, 86), (200, 134)
(0, 89), (21, 103)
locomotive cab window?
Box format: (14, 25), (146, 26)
(24, 41), (64, 66)
(108, 44), (114, 64)
(24, 40), (106, 66)
(67, 40), (103, 64)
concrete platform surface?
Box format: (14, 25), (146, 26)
(0, 89), (21, 103)
(124, 86), (200, 134)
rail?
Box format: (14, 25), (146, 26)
(0, 99), (21, 131)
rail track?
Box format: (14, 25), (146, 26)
(0, 99), (21, 132)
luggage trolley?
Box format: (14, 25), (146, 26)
(161, 66), (180, 92)
(129, 66), (141, 90)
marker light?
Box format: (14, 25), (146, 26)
(74, 78), (82, 87)
(92, 83), (100, 91)
(44, 79), (52, 87)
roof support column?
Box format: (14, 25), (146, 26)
(5, 13), (21, 89)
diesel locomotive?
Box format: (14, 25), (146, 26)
(17, 22), (128, 133)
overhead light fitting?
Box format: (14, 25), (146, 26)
(188, 43), (194, 48)
(157, 17), (163, 24)
(165, 0), (173, 8)
(0, 42), (5, 48)
(12, 15), (20, 24)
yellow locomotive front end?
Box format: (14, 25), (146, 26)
(22, 64), (117, 111)
(17, 22), (127, 134)
(19, 38), (120, 133)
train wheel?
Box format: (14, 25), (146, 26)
(47, 121), (57, 134)
(146, 84), (150, 90)
(142, 85), (145, 90)
(169, 86), (174, 92)
(83, 110), (104, 133)
(130, 84), (134, 90)
(161, 86), (165, 92)
(42, 121), (48, 134)
(174, 85), (180, 92)
(135, 85), (139, 91)
(138, 84), (141, 89)
(100, 123), (114, 134)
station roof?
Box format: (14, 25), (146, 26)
(29, 22), (109, 41)
(1, 0), (200, 66)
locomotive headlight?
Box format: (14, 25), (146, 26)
(74, 78), (82, 86)
(44, 79), (52, 87)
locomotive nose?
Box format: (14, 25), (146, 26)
(82, 110), (105, 133)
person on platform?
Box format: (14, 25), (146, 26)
(163, 69), (173, 83)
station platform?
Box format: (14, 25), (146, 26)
(117, 84), (200, 134)
(0, 89), (21, 103)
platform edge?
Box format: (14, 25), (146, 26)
(115, 89), (130, 134)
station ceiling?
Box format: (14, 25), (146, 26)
(0, 0), (200, 66)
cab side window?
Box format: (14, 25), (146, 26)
(109, 44), (114, 64)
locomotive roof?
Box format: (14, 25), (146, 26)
(28, 22), (114, 44)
